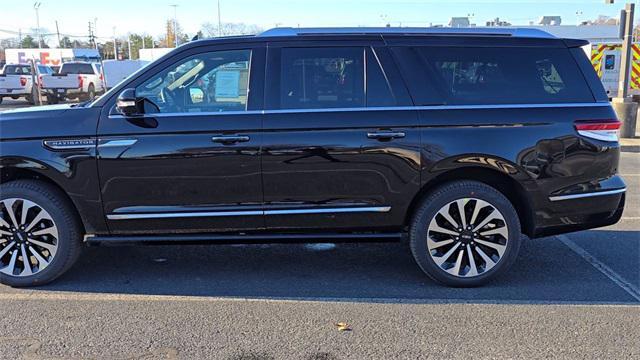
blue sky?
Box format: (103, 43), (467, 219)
(0, 0), (631, 42)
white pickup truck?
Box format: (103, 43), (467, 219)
(41, 62), (105, 103)
(0, 64), (53, 104)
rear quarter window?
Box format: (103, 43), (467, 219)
(405, 46), (594, 105)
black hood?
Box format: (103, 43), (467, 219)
(0, 104), (101, 140)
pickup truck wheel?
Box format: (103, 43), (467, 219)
(46, 94), (59, 105)
(87, 84), (95, 100)
(27, 87), (38, 105)
(409, 180), (522, 287)
(0, 97), (3, 104)
(0, 180), (83, 287)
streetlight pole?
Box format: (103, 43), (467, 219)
(34, 2), (41, 48)
(113, 26), (118, 60)
(217, 0), (222, 36)
(170, 4), (178, 47)
(94, 18), (98, 50)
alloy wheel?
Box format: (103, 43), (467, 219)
(427, 198), (509, 278)
(0, 198), (59, 277)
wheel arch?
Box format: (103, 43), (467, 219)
(1, 162), (87, 234)
(406, 165), (535, 237)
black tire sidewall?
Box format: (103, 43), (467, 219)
(410, 181), (522, 287)
(0, 181), (81, 287)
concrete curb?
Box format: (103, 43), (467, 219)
(620, 138), (640, 153)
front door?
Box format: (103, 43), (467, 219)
(261, 43), (420, 231)
(97, 46), (266, 234)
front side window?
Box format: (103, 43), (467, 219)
(280, 47), (365, 109)
(136, 49), (251, 114)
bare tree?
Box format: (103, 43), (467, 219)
(200, 22), (263, 38)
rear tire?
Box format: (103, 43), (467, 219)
(0, 180), (83, 287)
(0, 96), (3, 104)
(87, 84), (95, 100)
(409, 180), (522, 287)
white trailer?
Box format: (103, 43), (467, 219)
(102, 60), (149, 89)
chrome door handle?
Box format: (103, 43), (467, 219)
(211, 135), (250, 144)
(367, 131), (406, 140)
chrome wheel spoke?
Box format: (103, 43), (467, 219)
(31, 225), (58, 237)
(5, 251), (18, 275)
(475, 246), (496, 270)
(20, 200), (36, 227)
(29, 246), (50, 270)
(429, 223), (459, 237)
(20, 244), (32, 276)
(479, 226), (508, 238)
(0, 242), (16, 258)
(24, 210), (50, 233)
(433, 242), (461, 266)
(475, 239), (506, 256)
(469, 199), (488, 227)
(446, 249), (464, 276)
(438, 207), (459, 230)
(0, 217), (10, 229)
(455, 199), (467, 228)
(466, 246), (479, 276)
(28, 239), (57, 255)
(0, 229), (12, 236)
(428, 237), (454, 249)
(472, 210), (500, 232)
(2, 199), (20, 228)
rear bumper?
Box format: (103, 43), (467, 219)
(532, 175), (626, 237)
(0, 90), (29, 96)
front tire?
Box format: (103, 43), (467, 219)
(0, 180), (83, 287)
(409, 180), (522, 287)
(86, 84), (95, 100)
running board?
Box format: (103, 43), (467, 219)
(85, 232), (404, 246)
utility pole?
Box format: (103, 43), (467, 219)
(88, 22), (94, 49)
(217, 0), (222, 36)
(18, 29), (22, 48)
(94, 18), (99, 50)
(55, 21), (61, 48)
(34, 2), (42, 48)
(170, 4), (178, 47)
(127, 34), (132, 60)
(113, 26), (118, 60)
(607, 0), (638, 138)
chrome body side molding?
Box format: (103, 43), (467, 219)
(548, 188), (626, 202)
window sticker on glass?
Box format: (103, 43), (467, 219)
(215, 71), (241, 98)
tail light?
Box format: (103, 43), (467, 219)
(574, 119), (621, 142)
(38, 75), (43, 88)
(78, 75), (84, 89)
(19, 77), (27, 86)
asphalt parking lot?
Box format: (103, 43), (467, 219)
(0, 99), (638, 359)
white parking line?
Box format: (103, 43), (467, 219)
(557, 234), (640, 302)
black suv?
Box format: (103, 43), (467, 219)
(0, 28), (626, 287)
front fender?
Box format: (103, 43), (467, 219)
(0, 140), (107, 234)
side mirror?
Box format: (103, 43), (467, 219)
(116, 88), (142, 116)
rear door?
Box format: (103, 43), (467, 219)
(261, 40), (420, 231)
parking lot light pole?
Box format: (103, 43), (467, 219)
(34, 2), (41, 49)
(608, 0), (638, 138)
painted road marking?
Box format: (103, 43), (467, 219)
(558, 234), (640, 302)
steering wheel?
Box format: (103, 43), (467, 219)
(160, 87), (180, 112)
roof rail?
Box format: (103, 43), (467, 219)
(258, 27), (555, 39)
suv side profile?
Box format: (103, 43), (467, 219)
(0, 28), (626, 287)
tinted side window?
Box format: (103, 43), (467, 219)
(366, 49), (396, 107)
(280, 47), (364, 109)
(136, 49), (251, 114)
(415, 47), (593, 104)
